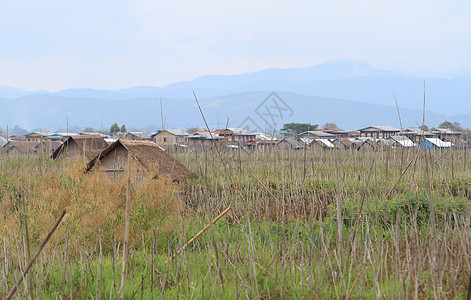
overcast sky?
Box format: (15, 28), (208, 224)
(1, 0), (470, 91)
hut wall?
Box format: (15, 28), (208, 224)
(6, 147), (20, 156)
(99, 145), (146, 180)
(277, 141), (291, 150)
(358, 143), (375, 151)
(60, 141), (81, 159)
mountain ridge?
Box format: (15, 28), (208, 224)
(0, 90), (463, 132)
(1, 60), (470, 130)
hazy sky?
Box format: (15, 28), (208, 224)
(1, 0), (470, 91)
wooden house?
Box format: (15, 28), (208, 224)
(299, 138), (334, 150)
(277, 138), (303, 150)
(114, 132), (151, 140)
(403, 128), (435, 142)
(52, 134), (108, 160)
(443, 136), (468, 149)
(8, 135), (26, 141)
(3, 141), (39, 155)
(186, 132), (224, 152)
(152, 129), (188, 151)
(358, 126), (400, 139)
(432, 128), (462, 140)
(357, 140), (377, 151)
(86, 140), (197, 181)
(321, 128), (351, 139)
(420, 138), (452, 150)
(244, 139), (281, 151)
(24, 131), (55, 142)
(333, 138), (353, 150)
(217, 128), (256, 145)
(388, 135), (415, 148)
(298, 131), (335, 140)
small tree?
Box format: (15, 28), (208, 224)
(120, 124), (127, 133)
(187, 127), (200, 134)
(323, 122), (339, 130)
(83, 127), (95, 132)
(280, 122), (318, 136)
(438, 120), (463, 132)
(11, 125), (28, 135)
(419, 124), (429, 132)
(110, 123), (120, 133)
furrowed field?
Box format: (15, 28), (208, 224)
(1, 148), (471, 299)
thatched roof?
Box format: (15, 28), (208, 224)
(358, 140), (377, 150)
(334, 138), (352, 149)
(52, 134), (108, 160)
(35, 140), (63, 153)
(87, 139), (197, 180)
(3, 141), (39, 154)
(443, 136), (468, 148)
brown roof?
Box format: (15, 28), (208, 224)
(36, 140), (62, 148)
(8, 135), (26, 141)
(87, 139), (197, 180)
(358, 140), (377, 150)
(52, 134), (109, 160)
(334, 138), (352, 148)
(35, 140), (62, 152)
(4, 141), (39, 154)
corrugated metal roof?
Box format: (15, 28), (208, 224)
(404, 128), (434, 136)
(253, 132), (276, 141)
(227, 128), (256, 135)
(432, 128), (461, 135)
(299, 137), (314, 145)
(397, 140), (415, 147)
(188, 131), (223, 139)
(358, 126), (400, 132)
(299, 131), (335, 138)
(426, 138), (452, 148)
(316, 139), (334, 148)
(164, 129), (189, 136)
(25, 131), (55, 136)
(390, 135), (415, 147)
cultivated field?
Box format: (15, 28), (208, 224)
(1, 148), (471, 298)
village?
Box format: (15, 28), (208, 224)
(0, 124), (467, 158)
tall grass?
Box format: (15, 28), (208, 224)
(0, 148), (470, 298)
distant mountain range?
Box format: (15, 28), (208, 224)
(1, 60), (470, 131)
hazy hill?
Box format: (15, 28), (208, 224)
(1, 60), (470, 130)
(0, 91), (450, 132)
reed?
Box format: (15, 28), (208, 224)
(0, 147), (470, 298)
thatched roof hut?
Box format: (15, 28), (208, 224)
(443, 136), (468, 149)
(333, 138), (353, 150)
(35, 140), (62, 155)
(357, 140), (377, 151)
(3, 141), (39, 155)
(52, 134), (108, 160)
(86, 139), (197, 181)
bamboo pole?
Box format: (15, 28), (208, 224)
(119, 158), (132, 300)
(6, 210), (66, 300)
(165, 207), (231, 264)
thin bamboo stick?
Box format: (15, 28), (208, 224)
(165, 207), (231, 264)
(6, 210), (66, 300)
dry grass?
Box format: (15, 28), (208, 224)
(0, 156), (183, 254)
(1, 147), (471, 298)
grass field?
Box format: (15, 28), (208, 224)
(1, 147), (471, 299)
